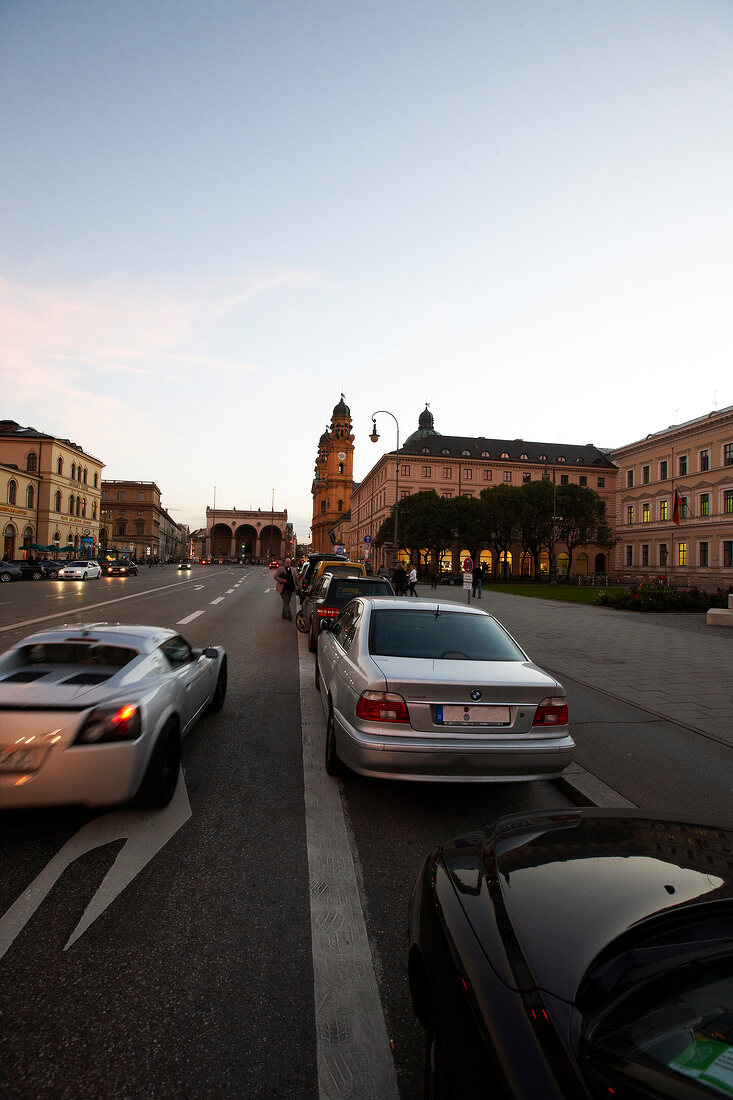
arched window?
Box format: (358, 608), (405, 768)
(461, 449), (471, 457)
(520, 454), (528, 460)
(481, 450), (490, 457)
(83, 467), (88, 483)
(23, 526), (33, 545)
(57, 456), (63, 475)
(501, 452), (509, 459)
(71, 463), (76, 480)
(26, 452), (38, 472)
(77, 466), (82, 482)
(69, 494), (75, 513)
(53, 532), (60, 546)
(27, 485), (34, 509)
(93, 473), (98, 488)
(337, 499), (343, 512)
(92, 501), (97, 520)
(441, 448), (451, 455)
(81, 497), (87, 518)
(118, 522), (127, 536)
(557, 456), (566, 463)
(8, 480), (17, 505)
(75, 495), (81, 516)
(55, 490), (62, 511)
(320, 501), (326, 514)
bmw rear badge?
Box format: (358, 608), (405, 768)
(471, 689), (482, 701)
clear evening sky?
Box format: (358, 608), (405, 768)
(2, 0), (732, 539)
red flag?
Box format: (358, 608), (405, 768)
(672, 489), (681, 526)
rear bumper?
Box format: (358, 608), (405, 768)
(0, 739), (149, 808)
(333, 708), (575, 782)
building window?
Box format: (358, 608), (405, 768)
(102, 490), (107, 500)
(421, 447), (430, 455)
(626, 505), (634, 525)
(464, 469), (472, 480)
(725, 490), (733, 515)
(71, 463), (76, 480)
(660, 543), (668, 566)
(700, 450), (709, 472)
(441, 491), (452, 498)
(501, 452), (509, 459)
(57, 457), (63, 475)
(26, 453), (38, 472)
(8, 480), (16, 505)
(75, 496), (80, 516)
(27, 485), (34, 509)
(503, 471), (512, 482)
(69, 494), (74, 514)
(627, 470), (634, 487)
(483, 470), (492, 481)
(83, 467), (87, 484)
(660, 500), (668, 521)
(117, 522), (127, 536)
(337, 499), (343, 512)
(699, 542), (709, 567)
(461, 449), (470, 457)
(700, 493), (709, 517)
(135, 520), (145, 535)
(724, 541), (733, 568)
(422, 466), (431, 478)
(400, 465), (410, 476)
(579, 475), (587, 486)
(523, 473), (531, 484)
(626, 545), (633, 566)
(94, 473), (98, 488)
(400, 490), (409, 499)
(320, 501), (326, 514)
(679, 455), (687, 476)
(92, 501), (97, 520)
(642, 544), (649, 567)
(138, 492), (145, 501)
(118, 491), (126, 500)
(597, 477), (605, 488)
(680, 496), (689, 519)
(81, 497), (86, 518)
(659, 460), (667, 480)
(559, 474), (568, 485)
(442, 468), (452, 479)
(678, 542), (687, 566)
(642, 465), (650, 484)
(55, 490), (62, 511)
(642, 502), (650, 523)
(724, 443), (733, 467)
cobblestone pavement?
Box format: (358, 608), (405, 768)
(459, 589), (733, 747)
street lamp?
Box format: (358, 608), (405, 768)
(370, 410), (400, 570)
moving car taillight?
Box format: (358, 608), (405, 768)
(317, 605), (339, 618)
(532, 698), (568, 726)
(73, 703), (142, 744)
(355, 691), (410, 723)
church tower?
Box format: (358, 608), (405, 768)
(311, 394), (354, 553)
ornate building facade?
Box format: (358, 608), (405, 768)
(205, 506), (292, 562)
(310, 395), (355, 554)
(100, 480), (188, 561)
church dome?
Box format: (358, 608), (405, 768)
(332, 394), (350, 418)
(404, 405), (441, 446)
(319, 426), (330, 444)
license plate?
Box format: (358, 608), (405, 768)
(0, 747), (44, 772)
(435, 705), (511, 726)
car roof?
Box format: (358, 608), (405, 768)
(353, 596), (490, 615)
(11, 623), (178, 651)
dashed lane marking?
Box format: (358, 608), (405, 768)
(210, 597), (225, 605)
(177, 610), (206, 625)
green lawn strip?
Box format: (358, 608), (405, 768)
(480, 583), (626, 605)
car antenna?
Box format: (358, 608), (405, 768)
(434, 603), (440, 618)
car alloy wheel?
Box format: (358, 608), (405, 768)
(32, 570), (44, 580)
(325, 704), (343, 777)
(0, 572), (10, 583)
(296, 609), (307, 634)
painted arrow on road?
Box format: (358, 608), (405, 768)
(0, 769), (191, 960)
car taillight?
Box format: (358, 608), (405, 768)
(532, 698), (568, 726)
(73, 703), (142, 744)
(355, 691), (410, 724)
(317, 605), (339, 618)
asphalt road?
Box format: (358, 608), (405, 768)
(0, 567), (731, 1099)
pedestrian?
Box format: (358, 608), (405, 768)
(274, 557), (299, 620)
(408, 562), (418, 596)
(377, 564), (390, 580)
(472, 562), (482, 599)
(430, 571), (438, 589)
(392, 561), (408, 595)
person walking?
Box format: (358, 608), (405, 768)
(275, 557), (299, 620)
(377, 564), (390, 580)
(408, 563), (418, 596)
(472, 562), (483, 599)
(392, 561), (408, 595)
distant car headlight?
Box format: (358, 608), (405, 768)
(73, 703), (142, 744)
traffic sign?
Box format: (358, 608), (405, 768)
(463, 557), (473, 573)
(364, 535), (372, 544)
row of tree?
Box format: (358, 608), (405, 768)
(373, 482), (616, 579)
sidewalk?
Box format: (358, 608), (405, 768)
(425, 586), (733, 747)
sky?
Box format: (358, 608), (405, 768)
(2, 0), (733, 542)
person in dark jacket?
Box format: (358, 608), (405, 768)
(392, 562), (408, 595)
(472, 562), (483, 599)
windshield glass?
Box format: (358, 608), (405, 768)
(330, 581), (391, 600)
(21, 643), (137, 668)
(369, 610), (525, 661)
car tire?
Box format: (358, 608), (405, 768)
(31, 569), (44, 580)
(325, 704), (344, 777)
(82, 572), (87, 580)
(424, 1012), (450, 1100)
(308, 620), (318, 653)
(296, 609), (307, 634)
(207, 657), (228, 713)
(137, 720), (180, 808)
(0, 572), (11, 583)
(48, 570), (58, 579)
(314, 657), (320, 690)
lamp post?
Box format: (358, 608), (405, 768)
(212, 485), (216, 562)
(370, 410), (400, 570)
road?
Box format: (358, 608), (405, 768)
(0, 567), (731, 1099)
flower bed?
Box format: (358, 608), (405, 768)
(595, 577), (732, 612)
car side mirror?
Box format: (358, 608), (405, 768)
(202, 647), (219, 658)
(320, 619), (332, 632)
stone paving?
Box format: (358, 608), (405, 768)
(443, 588), (733, 747)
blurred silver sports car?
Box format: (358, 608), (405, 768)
(316, 597), (574, 782)
(0, 623), (227, 809)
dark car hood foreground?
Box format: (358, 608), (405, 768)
(441, 809), (733, 1004)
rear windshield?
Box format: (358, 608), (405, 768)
(322, 565), (363, 578)
(369, 610), (525, 661)
(20, 643), (138, 668)
(330, 580), (392, 600)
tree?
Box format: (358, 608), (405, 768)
(480, 484), (521, 578)
(555, 483), (612, 578)
(517, 479), (555, 578)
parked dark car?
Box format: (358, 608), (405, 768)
(438, 571), (467, 586)
(408, 808), (733, 1099)
(303, 573), (394, 652)
(0, 560), (22, 583)
(299, 551), (348, 596)
(10, 559), (55, 580)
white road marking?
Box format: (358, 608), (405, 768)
(210, 597), (225, 605)
(194, 585), (205, 590)
(298, 635), (399, 1099)
(0, 769), (191, 960)
(177, 610), (206, 625)
(226, 589), (234, 594)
